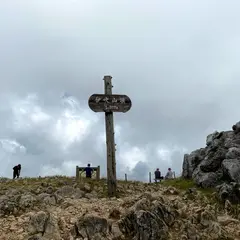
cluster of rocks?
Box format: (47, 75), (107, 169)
(0, 182), (96, 218)
(0, 177), (240, 239)
(182, 121), (240, 203)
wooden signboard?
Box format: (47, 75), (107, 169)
(88, 76), (132, 197)
(88, 94), (132, 113)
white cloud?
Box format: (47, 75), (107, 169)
(52, 113), (90, 150)
(157, 147), (172, 164)
(0, 139), (26, 154)
(39, 159), (82, 176)
(157, 144), (188, 163)
(118, 146), (147, 171)
(11, 94), (51, 131)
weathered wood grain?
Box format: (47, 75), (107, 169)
(104, 76), (117, 197)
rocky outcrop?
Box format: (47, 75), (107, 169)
(182, 121), (240, 203)
(118, 200), (176, 240)
(28, 211), (61, 240)
(71, 215), (109, 239)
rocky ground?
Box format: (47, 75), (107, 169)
(0, 176), (240, 240)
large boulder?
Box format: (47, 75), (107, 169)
(192, 166), (223, 188)
(19, 194), (37, 210)
(71, 214), (109, 239)
(36, 193), (57, 206)
(222, 159), (240, 183)
(27, 211), (61, 240)
(216, 182), (240, 204)
(118, 200), (176, 240)
(206, 131), (223, 146)
(199, 148), (226, 172)
(232, 121), (240, 134)
(225, 147), (240, 159)
(182, 121), (240, 203)
(182, 148), (206, 178)
(0, 195), (17, 216)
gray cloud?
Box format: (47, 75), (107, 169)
(0, 0), (239, 180)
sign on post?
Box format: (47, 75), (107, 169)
(88, 76), (132, 197)
(88, 94), (132, 113)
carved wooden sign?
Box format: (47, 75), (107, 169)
(88, 94), (132, 113)
(88, 75), (132, 197)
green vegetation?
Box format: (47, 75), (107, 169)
(161, 177), (216, 197)
(161, 177), (196, 190)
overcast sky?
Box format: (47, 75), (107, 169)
(0, 0), (240, 181)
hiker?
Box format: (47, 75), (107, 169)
(13, 164), (21, 179)
(83, 163), (94, 178)
(154, 168), (162, 183)
(165, 168), (174, 180)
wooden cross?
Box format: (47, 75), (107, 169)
(88, 76), (132, 197)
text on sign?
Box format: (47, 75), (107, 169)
(95, 97), (126, 104)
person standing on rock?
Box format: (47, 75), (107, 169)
(83, 163), (94, 178)
(165, 168), (174, 179)
(13, 164), (21, 179)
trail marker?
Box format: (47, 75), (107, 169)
(88, 76), (132, 197)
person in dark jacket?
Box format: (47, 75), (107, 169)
(13, 164), (21, 179)
(154, 168), (162, 183)
(84, 163), (93, 178)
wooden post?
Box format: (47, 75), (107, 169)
(125, 173), (127, 182)
(149, 172), (151, 183)
(76, 166), (79, 180)
(88, 76), (132, 197)
(96, 165), (100, 180)
(104, 76), (117, 197)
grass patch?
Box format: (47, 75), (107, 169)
(198, 187), (215, 197)
(161, 177), (216, 198)
(161, 178), (196, 190)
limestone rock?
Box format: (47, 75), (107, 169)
(28, 211), (49, 235)
(109, 208), (121, 220)
(217, 215), (240, 226)
(226, 147), (240, 159)
(182, 121), (240, 203)
(83, 183), (92, 193)
(0, 195), (17, 216)
(192, 166), (222, 188)
(232, 121), (240, 134)
(216, 182), (240, 204)
(182, 148), (206, 178)
(28, 211), (61, 240)
(222, 159), (240, 183)
(55, 186), (75, 197)
(71, 214), (108, 239)
(119, 201), (175, 240)
(19, 194), (37, 209)
(37, 193), (57, 206)
(199, 148), (226, 172)
(206, 131), (223, 146)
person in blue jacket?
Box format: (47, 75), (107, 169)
(84, 163), (94, 178)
